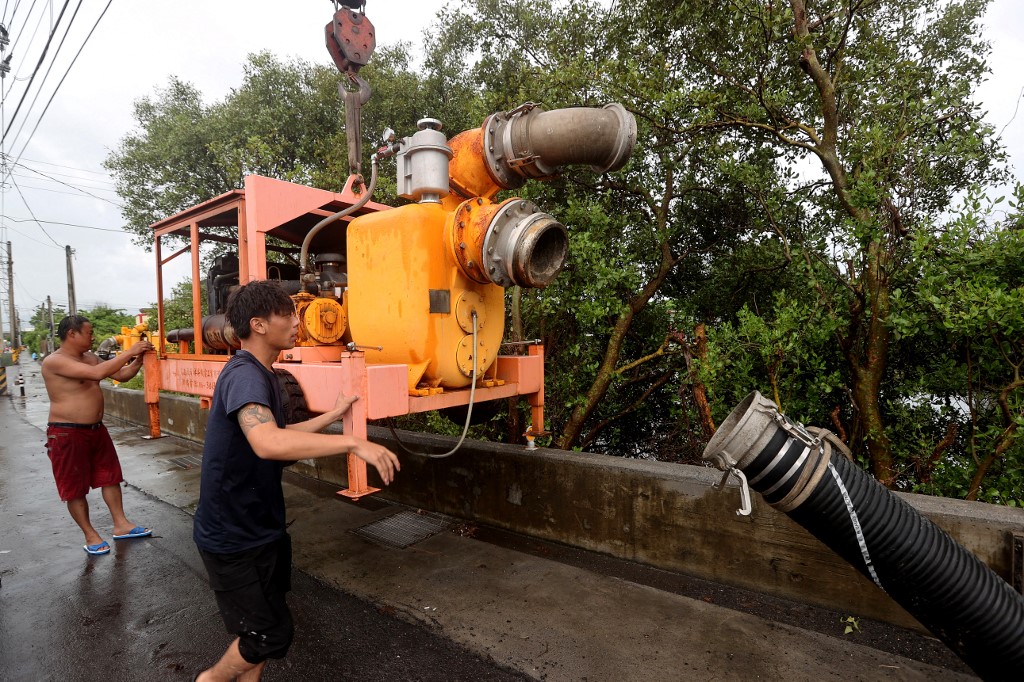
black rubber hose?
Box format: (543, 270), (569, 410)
(742, 439), (1024, 680)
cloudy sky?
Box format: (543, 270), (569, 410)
(0, 0), (1021, 333)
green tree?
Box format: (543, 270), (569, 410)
(663, 0), (1004, 484)
(887, 187), (1024, 505)
(161, 279), (208, 335)
(79, 305), (135, 343)
(105, 52), (351, 245)
(101, 1), (1019, 504)
(103, 47), (476, 247)
(440, 0), (845, 454)
(21, 303), (66, 355)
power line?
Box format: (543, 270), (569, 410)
(8, 169), (118, 191)
(4, 0), (39, 70)
(4, 0), (113, 183)
(1, 220), (61, 248)
(6, 180), (121, 201)
(4, 1), (26, 32)
(4, 0), (82, 150)
(17, 156), (113, 179)
(2, 0), (71, 142)
(11, 158), (121, 204)
(1, 212), (124, 232)
(13, 272), (42, 303)
(10, 174), (60, 246)
(3, 0), (46, 104)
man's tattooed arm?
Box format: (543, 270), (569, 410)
(238, 403), (275, 435)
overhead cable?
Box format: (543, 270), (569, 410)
(18, 155), (112, 177)
(4, 0), (38, 66)
(5, 0), (83, 149)
(2, 221), (62, 249)
(1, 213), (124, 232)
(4, 0), (26, 30)
(12, 157), (120, 204)
(11, 174), (61, 246)
(5, 0), (112, 183)
(2, 0), (71, 141)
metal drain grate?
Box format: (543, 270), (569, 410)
(352, 511), (450, 548)
(169, 455), (203, 470)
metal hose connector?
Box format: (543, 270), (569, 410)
(704, 391), (1024, 680)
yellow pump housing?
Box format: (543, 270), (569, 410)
(347, 202), (504, 390)
(345, 104), (637, 393)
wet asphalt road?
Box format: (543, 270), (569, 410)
(0, 383), (527, 681)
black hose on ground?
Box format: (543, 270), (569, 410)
(704, 391), (1024, 681)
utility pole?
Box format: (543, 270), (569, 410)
(66, 245), (76, 316)
(6, 241), (14, 347)
(1, 21), (9, 350)
(47, 295), (54, 353)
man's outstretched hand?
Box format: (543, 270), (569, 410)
(351, 440), (400, 485)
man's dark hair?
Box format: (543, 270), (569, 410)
(225, 280), (294, 339)
(57, 314), (90, 341)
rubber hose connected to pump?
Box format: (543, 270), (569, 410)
(299, 154), (379, 276)
(703, 391), (1024, 681)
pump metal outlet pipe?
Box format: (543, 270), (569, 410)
(484, 102), (636, 189)
(447, 197), (569, 290)
(703, 391), (1024, 681)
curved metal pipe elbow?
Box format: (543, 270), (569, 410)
(483, 102), (636, 189)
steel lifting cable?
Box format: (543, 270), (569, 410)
(388, 311), (479, 459)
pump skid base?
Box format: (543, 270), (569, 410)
(151, 351), (545, 498)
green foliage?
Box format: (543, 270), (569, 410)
(161, 279), (208, 334)
(21, 303), (66, 354)
(78, 305), (135, 344)
(886, 186), (1024, 504)
(106, 53), (363, 245)
(21, 303), (133, 355)
(703, 288), (846, 426)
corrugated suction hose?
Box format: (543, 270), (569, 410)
(704, 391), (1024, 681)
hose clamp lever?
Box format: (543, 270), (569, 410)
(716, 466), (753, 516)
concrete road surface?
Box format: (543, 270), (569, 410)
(0, 361), (978, 681)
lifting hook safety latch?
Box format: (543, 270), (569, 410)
(716, 467), (753, 516)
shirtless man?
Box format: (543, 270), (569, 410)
(41, 314), (155, 556)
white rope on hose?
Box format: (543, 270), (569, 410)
(827, 460), (883, 590)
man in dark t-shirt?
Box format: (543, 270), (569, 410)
(193, 280), (400, 682)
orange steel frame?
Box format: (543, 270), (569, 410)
(146, 174), (546, 499)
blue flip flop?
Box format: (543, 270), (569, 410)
(84, 541), (110, 555)
(112, 526), (152, 540)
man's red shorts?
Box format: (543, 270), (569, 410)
(45, 423), (124, 501)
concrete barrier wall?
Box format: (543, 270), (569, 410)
(102, 385), (1024, 631)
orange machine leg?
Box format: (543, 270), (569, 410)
(337, 353), (380, 500)
(142, 351), (163, 439)
(527, 344), (548, 437)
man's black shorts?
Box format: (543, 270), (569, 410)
(198, 534), (294, 664)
